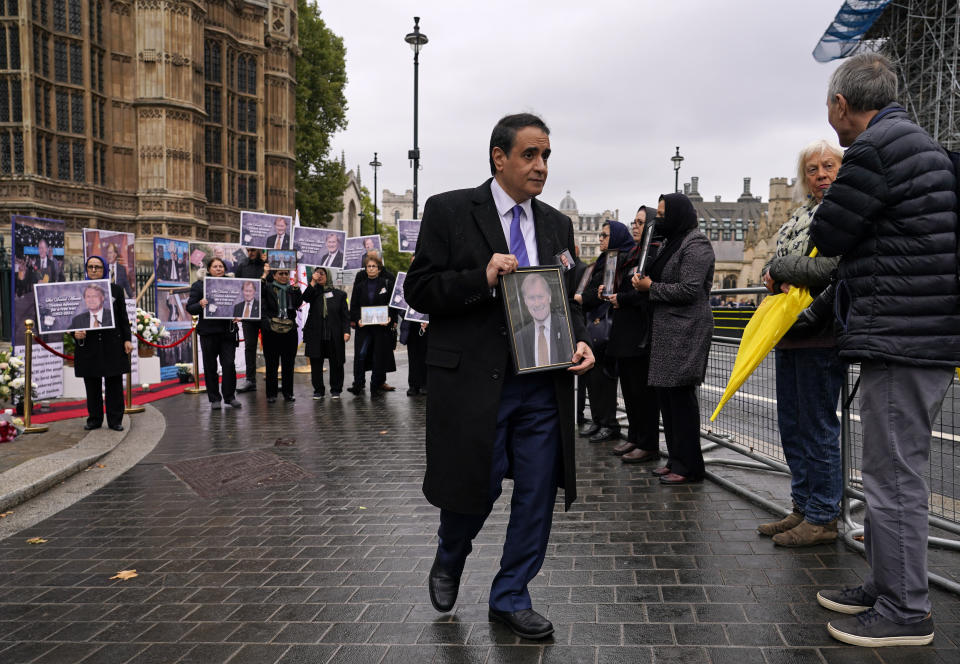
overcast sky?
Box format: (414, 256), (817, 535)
(321, 1), (846, 221)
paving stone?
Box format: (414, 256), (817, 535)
(0, 371), (956, 664)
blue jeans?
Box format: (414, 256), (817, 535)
(774, 347), (845, 525)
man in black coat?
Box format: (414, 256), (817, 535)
(406, 113), (594, 640)
(236, 249), (265, 392)
(809, 53), (959, 648)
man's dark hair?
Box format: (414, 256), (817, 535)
(489, 113), (550, 176)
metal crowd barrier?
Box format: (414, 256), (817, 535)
(666, 288), (960, 595)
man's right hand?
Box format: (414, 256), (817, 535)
(486, 253), (519, 287)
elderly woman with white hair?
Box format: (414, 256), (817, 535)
(757, 139), (846, 547)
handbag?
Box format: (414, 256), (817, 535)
(587, 302), (613, 349)
(268, 317), (294, 334)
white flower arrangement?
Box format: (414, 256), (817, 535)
(0, 349), (37, 404)
(135, 308), (170, 343)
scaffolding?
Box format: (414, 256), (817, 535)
(814, 0), (960, 150)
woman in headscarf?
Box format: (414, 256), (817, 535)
(632, 193), (715, 484)
(302, 267), (350, 399)
(72, 255), (133, 431)
(347, 254), (397, 395)
(608, 205), (662, 464)
(185, 256), (241, 410)
(757, 139), (844, 547)
(577, 220), (635, 445)
(260, 264), (303, 403)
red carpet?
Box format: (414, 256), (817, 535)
(28, 373), (249, 424)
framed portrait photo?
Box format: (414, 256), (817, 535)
(500, 266), (575, 374)
(204, 277), (262, 320)
(360, 305), (389, 326)
(33, 279), (115, 334)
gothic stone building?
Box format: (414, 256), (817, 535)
(0, 0), (297, 258)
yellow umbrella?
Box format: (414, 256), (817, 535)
(710, 249), (819, 421)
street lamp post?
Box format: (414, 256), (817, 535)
(405, 17), (428, 219)
(671, 146), (684, 193)
(369, 152), (381, 234)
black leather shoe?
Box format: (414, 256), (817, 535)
(266, 396), (277, 403)
(283, 394), (296, 402)
(108, 424), (123, 432)
(406, 387), (420, 396)
(83, 422), (102, 431)
(428, 558), (460, 613)
(589, 427), (620, 443)
(236, 382), (256, 393)
(578, 421), (600, 437)
(346, 385), (364, 395)
(488, 607), (554, 640)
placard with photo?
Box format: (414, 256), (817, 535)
(188, 242), (245, 281)
(12, 215), (66, 346)
(83, 229), (136, 299)
(389, 271), (409, 312)
(266, 249), (297, 271)
(601, 249), (618, 299)
(33, 279), (115, 334)
(343, 234), (383, 270)
(500, 266), (575, 374)
(240, 211), (293, 250)
(397, 219), (421, 254)
(156, 286), (192, 325)
(294, 226), (345, 269)
(554, 249), (574, 272)
(203, 277), (262, 320)
(360, 305), (389, 326)
(154, 237), (190, 286)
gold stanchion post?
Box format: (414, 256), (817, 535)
(184, 316), (204, 394)
(124, 371), (145, 414)
(21, 320), (49, 434)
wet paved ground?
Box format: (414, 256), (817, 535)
(0, 364), (958, 664)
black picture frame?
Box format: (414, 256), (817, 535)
(500, 266), (576, 374)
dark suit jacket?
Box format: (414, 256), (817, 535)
(34, 257), (62, 283)
(109, 263), (134, 299)
(266, 233), (290, 250)
(318, 250), (343, 268)
(515, 312), (574, 370)
(70, 307), (113, 331)
(405, 178), (590, 514)
(233, 298), (260, 319)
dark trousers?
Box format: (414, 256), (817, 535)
(353, 331), (387, 388)
(586, 348), (619, 431)
(406, 328), (428, 390)
(436, 373), (559, 612)
(618, 355), (660, 452)
(656, 385), (704, 478)
(310, 350), (344, 394)
(83, 375), (124, 428)
(262, 328), (297, 398)
(199, 333), (237, 403)
(241, 321), (260, 383)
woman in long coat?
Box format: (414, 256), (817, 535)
(347, 254), (397, 394)
(632, 193), (715, 484)
(184, 256), (240, 410)
(302, 267), (350, 399)
(73, 255), (132, 431)
(260, 265), (302, 403)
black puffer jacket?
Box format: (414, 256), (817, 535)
(810, 104), (959, 367)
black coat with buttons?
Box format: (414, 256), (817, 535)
(406, 179), (590, 515)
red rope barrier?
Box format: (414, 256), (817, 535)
(33, 337), (74, 361)
(135, 327), (195, 349)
